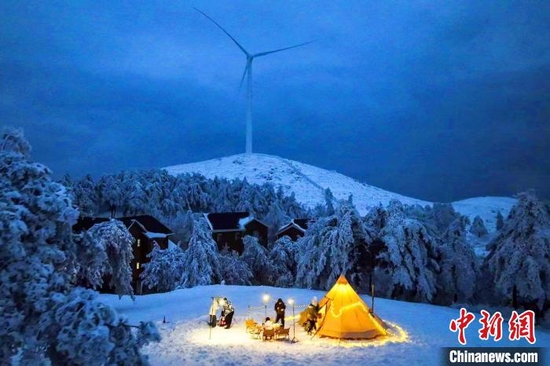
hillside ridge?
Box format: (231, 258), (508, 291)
(163, 153), (516, 230)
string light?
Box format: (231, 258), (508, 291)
(328, 302), (370, 318)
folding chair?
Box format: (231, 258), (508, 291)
(275, 327), (290, 340)
(263, 328), (275, 341)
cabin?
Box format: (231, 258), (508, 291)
(204, 212), (268, 254)
(73, 215), (174, 294)
(275, 218), (312, 241)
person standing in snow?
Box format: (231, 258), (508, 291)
(305, 304), (318, 334)
(209, 297), (220, 327)
(274, 298), (286, 327)
(305, 296), (319, 334)
(222, 297), (234, 329)
(311, 296), (318, 311)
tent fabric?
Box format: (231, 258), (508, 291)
(316, 275), (387, 339)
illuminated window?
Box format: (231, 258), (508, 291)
(136, 262), (140, 270)
(137, 239), (141, 247)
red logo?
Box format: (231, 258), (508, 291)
(450, 309), (536, 345)
(478, 310), (504, 341)
(509, 310), (536, 344)
(449, 308), (476, 345)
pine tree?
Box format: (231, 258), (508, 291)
(263, 201), (290, 245)
(295, 201), (367, 290)
(486, 191), (550, 312)
(432, 203), (460, 235)
(219, 247), (253, 285)
(72, 174), (99, 215)
(75, 230), (108, 289)
(97, 175), (123, 217)
(180, 217), (222, 287)
(241, 235), (271, 285)
(438, 216), (478, 304)
(141, 243), (186, 292)
(375, 200), (438, 302)
(46, 287), (160, 366)
(268, 236), (298, 287)
(87, 219), (135, 299)
(0, 128), (158, 365)
(496, 211), (504, 231)
(470, 215), (488, 237)
(324, 188), (335, 216)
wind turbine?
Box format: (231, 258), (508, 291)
(195, 8), (313, 154)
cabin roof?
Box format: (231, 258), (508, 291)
(276, 218), (312, 236)
(74, 215), (173, 235)
(204, 212), (267, 232)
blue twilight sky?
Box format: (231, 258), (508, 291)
(1, 1), (549, 202)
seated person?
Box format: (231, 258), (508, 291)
(263, 317), (274, 330)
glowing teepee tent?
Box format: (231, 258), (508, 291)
(316, 275), (387, 339)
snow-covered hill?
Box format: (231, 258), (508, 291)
(452, 196), (516, 232)
(164, 153), (516, 230)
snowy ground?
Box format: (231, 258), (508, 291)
(100, 285), (549, 366)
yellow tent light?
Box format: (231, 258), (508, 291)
(329, 301), (371, 318)
(335, 321), (410, 348)
(310, 275), (387, 340)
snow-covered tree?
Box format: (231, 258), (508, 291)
(470, 215), (488, 237)
(437, 216), (478, 304)
(0, 128), (158, 364)
(241, 235), (271, 284)
(268, 236), (298, 287)
(295, 201), (367, 290)
(45, 287), (160, 365)
(219, 246), (253, 285)
(97, 175), (124, 216)
(165, 210), (194, 248)
(87, 219), (135, 299)
(183, 173), (211, 211)
(72, 174), (99, 215)
(375, 200), (439, 303)
(180, 217), (222, 287)
(406, 203), (461, 237)
(496, 211), (504, 231)
(324, 188), (335, 216)
(75, 230), (108, 289)
(485, 191), (550, 313)
(263, 201), (290, 245)
(432, 203), (460, 235)
(141, 243), (186, 292)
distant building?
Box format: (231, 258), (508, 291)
(73, 215), (174, 294)
(276, 218), (312, 241)
(204, 212), (268, 254)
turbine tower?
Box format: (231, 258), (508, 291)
(195, 8), (313, 154)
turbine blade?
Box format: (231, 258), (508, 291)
(239, 60), (251, 91)
(253, 40), (315, 58)
(194, 8), (250, 57)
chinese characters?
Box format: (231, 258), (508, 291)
(449, 308), (536, 345)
